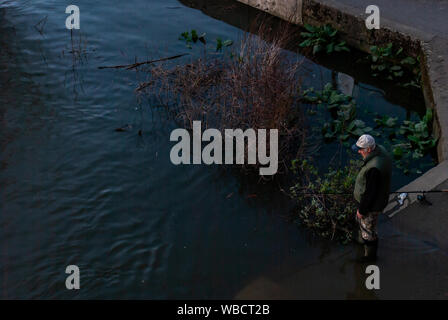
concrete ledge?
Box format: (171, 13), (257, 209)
(387, 176), (448, 251)
(423, 37), (448, 162)
(384, 160), (448, 217)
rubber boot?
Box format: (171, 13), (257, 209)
(358, 240), (378, 263)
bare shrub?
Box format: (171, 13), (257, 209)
(139, 19), (308, 175)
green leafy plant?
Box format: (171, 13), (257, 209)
(401, 55), (422, 88)
(179, 31), (233, 53)
(299, 24), (350, 55)
(179, 30), (206, 49)
(303, 83), (352, 111)
(374, 115), (398, 128)
(372, 109), (436, 175)
(369, 43), (404, 78)
(395, 109), (437, 159)
(216, 38), (233, 52)
(303, 83), (436, 175)
(290, 159), (360, 243)
(368, 43), (421, 87)
(303, 84), (372, 143)
(370, 43), (401, 61)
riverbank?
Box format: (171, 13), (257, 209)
(234, 0), (448, 251)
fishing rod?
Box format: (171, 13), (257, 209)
(391, 190), (448, 194)
(291, 188), (447, 218)
(293, 189), (448, 207)
(293, 189), (448, 195)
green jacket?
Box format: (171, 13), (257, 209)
(353, 144), (392, 212)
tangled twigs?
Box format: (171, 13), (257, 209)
(98, 53), (189, 70)
(135, 80), (154, 92)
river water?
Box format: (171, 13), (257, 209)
(0, 0), (444, 299)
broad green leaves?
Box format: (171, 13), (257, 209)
(299, 24), (350, 55)
(303, 84), (437, 175)
(179, 30), (232, 52)
(368, 43), (421, 87)
(303, 85), (371, 143)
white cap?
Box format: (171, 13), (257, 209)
(356, 134), (376, 149)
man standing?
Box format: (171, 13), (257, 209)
(352, 134), (392, 262)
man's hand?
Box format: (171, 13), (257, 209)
(356, 209), (363, 219)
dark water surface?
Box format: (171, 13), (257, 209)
(0, 0), (444, 299)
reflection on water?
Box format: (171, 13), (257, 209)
(0, 0), (445, 299)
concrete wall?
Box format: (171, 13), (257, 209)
(237, 0), (303, 24)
